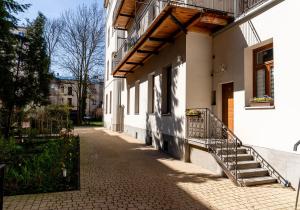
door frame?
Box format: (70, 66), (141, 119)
(221, 82), (234, 131)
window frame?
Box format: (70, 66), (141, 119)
(134, 81), (140, 114)
(162, 66), (172, 115)
(253, 43), (274, 98)
(67, 86), (72, 96)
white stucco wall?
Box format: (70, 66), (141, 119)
(123, 34), (187, 139)
(213, 0), (300, 154)
(186, 32), (212, 109)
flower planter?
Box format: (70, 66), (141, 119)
(249, 102), (272, 107)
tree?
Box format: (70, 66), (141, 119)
(58, 3), (105, 125)
(44, 18), (64, 70)
(0, 12), (52, 137)
(0, 0), (30, 137)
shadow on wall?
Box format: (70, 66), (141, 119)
(93, 129), (222, 209)
(146, 55), (186, 159)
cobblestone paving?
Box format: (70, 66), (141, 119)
(3, 127), (298, 210)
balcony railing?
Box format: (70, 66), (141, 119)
(112, 0), (267, 73)
(112, 0), (235, 72)
(236, 0), (268, 16)
(0, 164), (4, 210)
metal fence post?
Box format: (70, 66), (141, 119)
(0, 164), (5, 210)
(296, 178), (300, 210)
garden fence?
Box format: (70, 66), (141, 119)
(0, 164), (5, 210)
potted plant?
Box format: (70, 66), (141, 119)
(186, 109), (201, 116)
(250, 96), (274, 107)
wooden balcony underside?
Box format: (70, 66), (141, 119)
(114, 0), (136, 29)
(113, 5), (233, 77)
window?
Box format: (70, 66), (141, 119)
(148, 74), (155, 113)
(253, 43), (274, 99)
(92, 99), (96, 105)
(162, 66), (172, 114)
(109, 91), (112, 114)
(107, 60), (110, 81)
(135, 81), (140, 114)
(61, 98), (64, 104)
(68, 98), (72, 107)
(61, 86), (64, 93)
(68, 86), (72, 96)
(105, 94), (108, 114)
(127, 86), (130, 115)
(107, 27), (110, 47)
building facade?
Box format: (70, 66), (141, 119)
(50, 75), (104, 119)
(104, 0), (300, 188)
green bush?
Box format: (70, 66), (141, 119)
(0, 135), (80, 195)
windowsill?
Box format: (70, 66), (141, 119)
(162, 113), (171, 116)
(245, 106), (275, 110)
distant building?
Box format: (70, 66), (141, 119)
(49, 75), (104, 119)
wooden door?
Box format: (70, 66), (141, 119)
(222, 82), (234, 131)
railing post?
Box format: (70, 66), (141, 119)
(296, 178), (300, 210)
(0, 164), (5, 210)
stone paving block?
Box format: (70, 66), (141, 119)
(3, 128), (298, 210)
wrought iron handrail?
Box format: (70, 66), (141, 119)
(186, 108), (242, 185)
(112, 0), (235, 72)
(187, 108), (290, 187)
(296, 178), (300, 210)
(0, 164), (5, 210)
(243, 145), (290, 186)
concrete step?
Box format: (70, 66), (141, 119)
(223, 154), (253, 162)
(242, 176), (277, 186)
(229, 160), (261, 170)
(217, 147), (247, 155)
(236, 168), (269, 178)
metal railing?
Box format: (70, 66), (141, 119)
(0, 164), (5, 210)
(235, 0), (268, 16)
(186, 108), (290, 187)
(186, 108), (242, 185)
(112, 0), (269, 72)
(243, 145), (290, 186)
(112, 0), (235, 71)
(296, 178), (300, 210)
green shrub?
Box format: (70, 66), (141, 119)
(0, 136), (80, 195)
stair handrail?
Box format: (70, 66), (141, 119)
(186, 108), (242, 185)
(242, 145), (290, 187)
(296, 178), (300, 210)
(205, 108), (242, 185)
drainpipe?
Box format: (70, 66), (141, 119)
(294, 140), (300, 152)
(213, 0), (286, 37)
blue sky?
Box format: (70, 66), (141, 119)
(16, 0), (103, 25)
(15, 0), (104, 75)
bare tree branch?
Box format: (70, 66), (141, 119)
(58, 2), (105, 124)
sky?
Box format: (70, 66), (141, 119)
(16, 0), (103, 25)
(15, 0), (104, 76)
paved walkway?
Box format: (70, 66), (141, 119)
(3, 128), (298, 210)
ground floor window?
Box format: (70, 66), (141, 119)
(105, 94), (108, 114)
(68, 98), (72, 107)
(135, 81), (140, 114)
(109, 91), (112, 114)
(127, 86), (130, 115)
(162, 66), (172, 114)
(148, 74), (155, 113)
(253, 43), (274, 99)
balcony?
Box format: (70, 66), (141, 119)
(112, 0), (266, 77)
(113, 0), (136, 30)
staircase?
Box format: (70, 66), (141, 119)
(186, 108), (290, 187)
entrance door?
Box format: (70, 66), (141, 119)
(222, 82), (234, 131)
